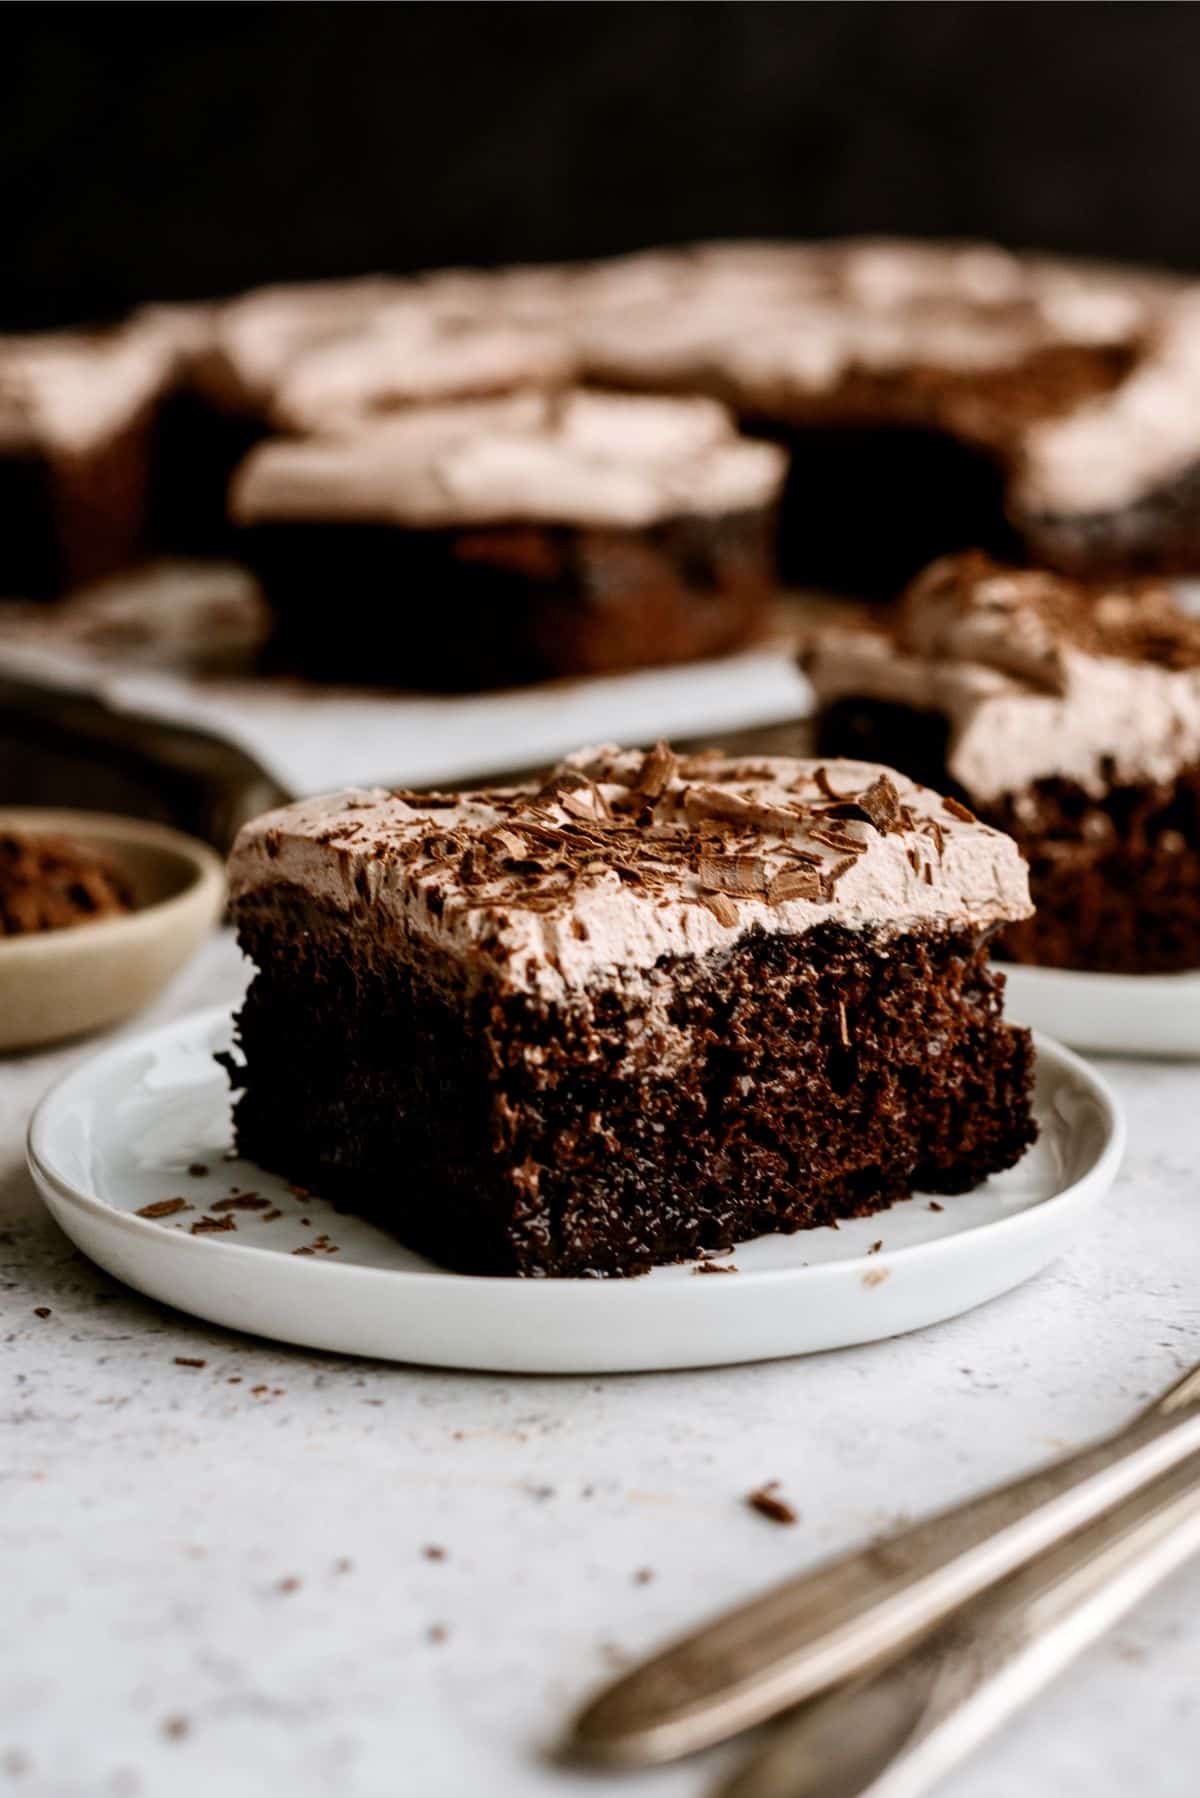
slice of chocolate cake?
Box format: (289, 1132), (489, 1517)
(807, 551), (1200, 973)
(229, 391), (786, 689)
(0, 320), (183, 598)
(225, 744), (1036, 1277)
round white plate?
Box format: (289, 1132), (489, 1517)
(1002, 962), (1200, 1059)
(28, 1007), (1123, 1374)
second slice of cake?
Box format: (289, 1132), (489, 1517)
(806, 551), (1200, 973)
(226, 745), (1036, 1277)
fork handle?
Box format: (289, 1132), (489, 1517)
(572, 1364), (1200, 1765)
(719, 1446), (1200, 1798)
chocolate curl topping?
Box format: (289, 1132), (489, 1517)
(821, 774), (905, 835)
(633, 740), (679, 802)
(683, 785), (808, 834)
(767, 865), (828, 904)
(696, 855), (769, 896)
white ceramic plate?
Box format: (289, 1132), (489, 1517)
(1002, 962), (1200, 1059)
(28, 1007), (1123, 1374)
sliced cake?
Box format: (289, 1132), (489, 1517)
(807, 551), (1200, 972)
(225, 744), (1037, 1276)
(228, 390), (786, 688)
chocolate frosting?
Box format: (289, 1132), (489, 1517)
(805, 552), (1200, 801)
(0, 319), (182, 453)
(230, 390), (786, 529)
(229, 743), (1032, 1001)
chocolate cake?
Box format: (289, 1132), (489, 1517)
(0, 320), (184, 598)
(572, 239), (1185, 592)
(229, 391), (786, 688)
(806, 551), (1200, 973)
(225, 744), (1036, 1277)
(11, 237), (1200, 643)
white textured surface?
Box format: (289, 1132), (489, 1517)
(3, 930), (1200, 1797)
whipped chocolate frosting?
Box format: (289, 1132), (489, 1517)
(0, 321), (180, 453)
(229, 744), (1032, 1002)
(270, 308), (574, 431)
(574, 238), (1163, 416)
(804, 552), (1200, 801)
(230, 390), (786, 529)
(180, 239), (1200, 530)
(1015, 295), (1200, 516)
(197, 276), (408, 412)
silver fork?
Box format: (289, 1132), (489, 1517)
(718, 1447), (1200, 1798)
(571, 1362), (1200, 1767)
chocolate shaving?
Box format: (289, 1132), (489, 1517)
(822, 774), (904, 835)
(808, 827), (867, 856)
(696, 855), (768, 896)
(943, 796), (978, 823)
(747, 1482), (798, 1526)
(486, 828), (527, 860)
(211, 1194), (270, 1213)
(136, 1198), (191, 1220)
(767, 866), (827, 904)
(633, 740), (678, 801)
(560, 789), (606, 822)
(684, 786), (805, 834)
(813, 765), (850, 801)
(190, 1214), (236, 1235)
(701, 891), (740, 927)
(837, 999), (851, 1047)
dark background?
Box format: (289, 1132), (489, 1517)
(5, 2), (1200, 332)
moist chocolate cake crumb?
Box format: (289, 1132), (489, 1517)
(262, 1208), (283, 1222)
(187, 1164), (209, 1178)
(33, 1307), (51, 1319)
(422, 1545), (447, 1562)
(633, 1568), (655, 1585)
(161, 1715), (190, 1742)
(869, 1240), (883, 1254)
(277, 1576), (302, 1594)
(929, 1201), (945, 1212)
(173, 1356), (206, 1368)
(747, 1483), (798, 1526)
(136, 1198), (192, 1219)
(693, 1261), (739, 1274)
(427, 1624), (449, 1645)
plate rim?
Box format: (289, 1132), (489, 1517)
(1001, 960), (1200, 995)
(27, 1003), (1125, 1298)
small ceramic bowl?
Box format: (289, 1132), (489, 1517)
(0, 808), (226, 1052)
